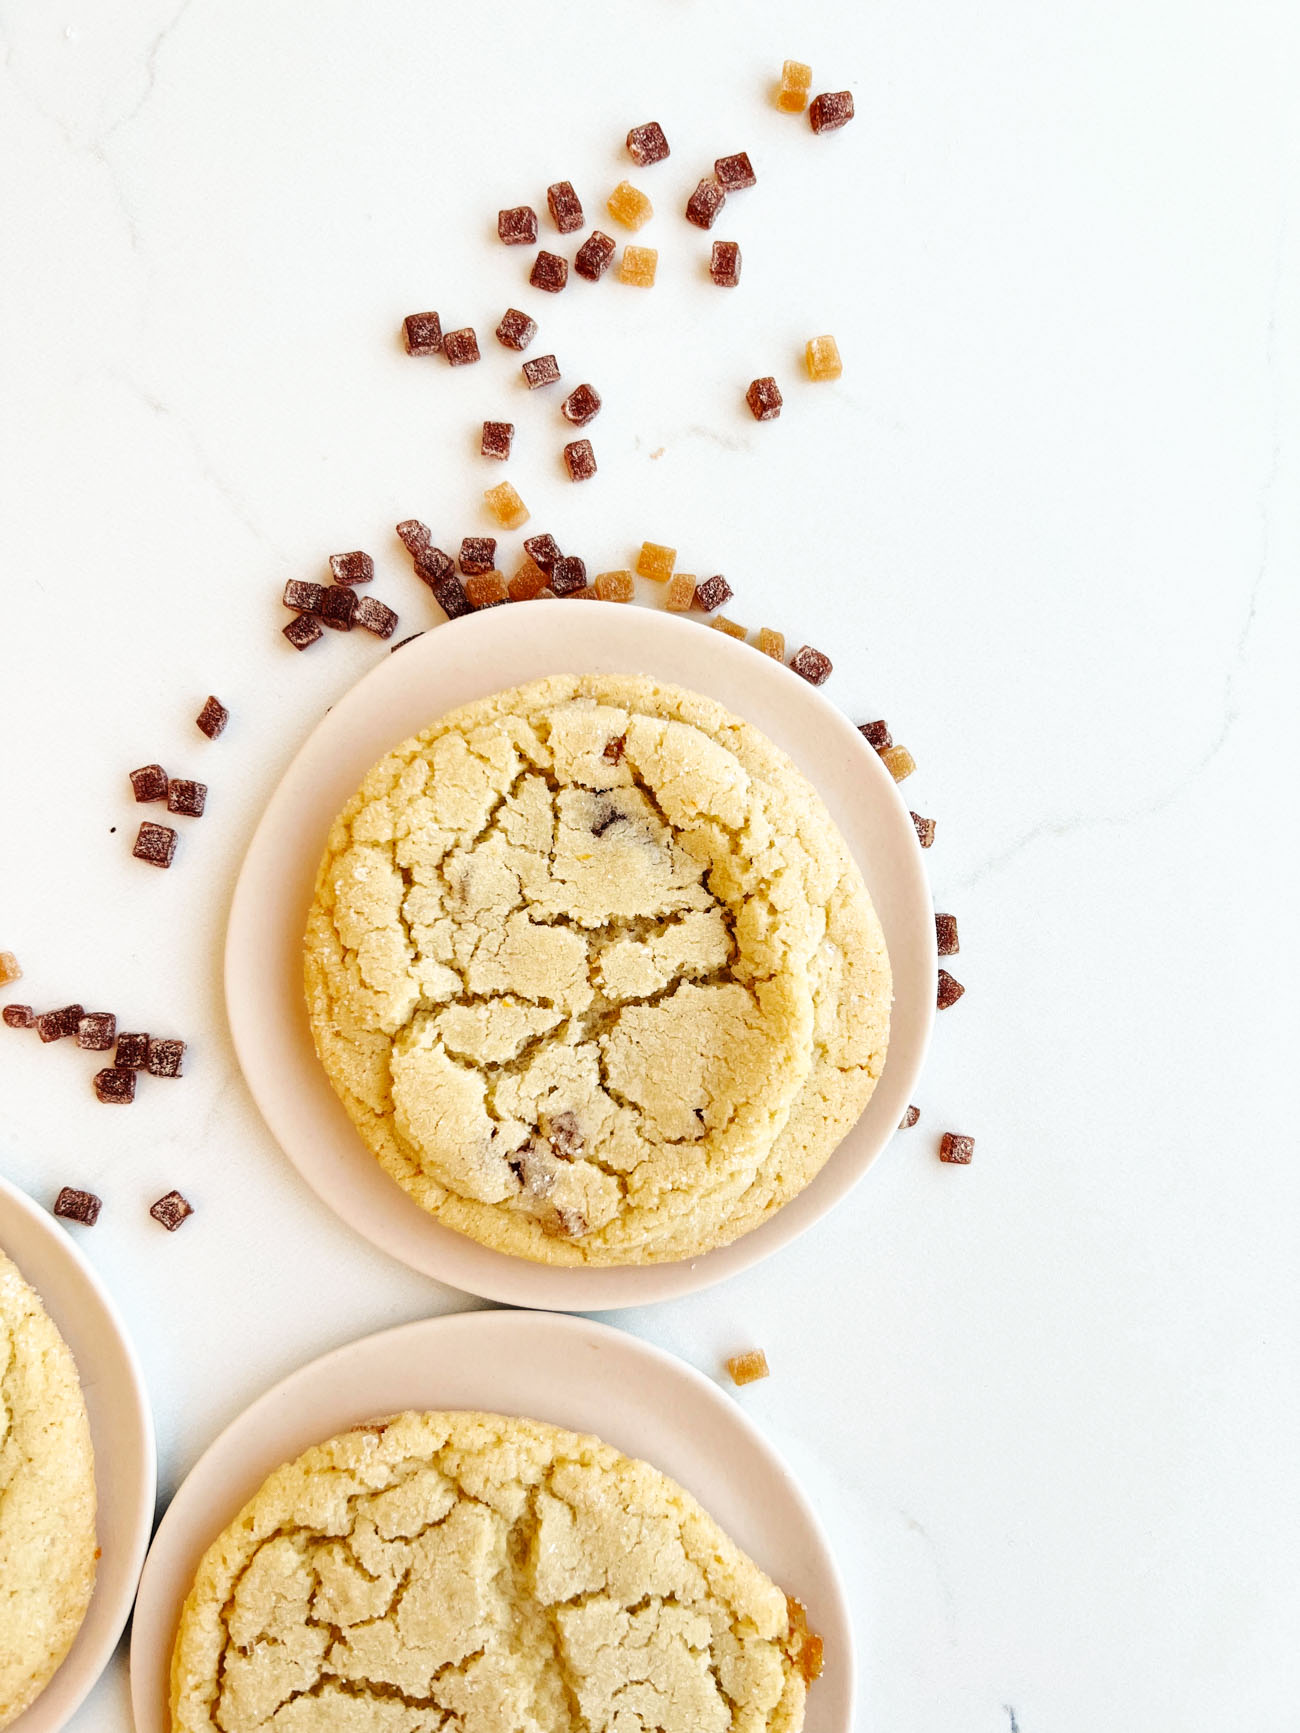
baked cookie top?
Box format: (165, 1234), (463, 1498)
(0, 1247), (97, 1731)
(305, 675), (891, 1264)
(171, 1410), (820, 1733)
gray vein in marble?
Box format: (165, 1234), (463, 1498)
(102, 0), (199, 139)
(1005, 1709), (1021, 1733)
(898, 1508), (958, 1643)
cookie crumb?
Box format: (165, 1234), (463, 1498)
(150, 1190), (193, 1230)
(939, 1132), (974, 1164)
(53, 1187), (101, 1226)
(726, 1349), (770, 1386)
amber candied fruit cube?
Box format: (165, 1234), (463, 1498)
(483, 481), (530, 529)
(711, 615), (747, 640)
(789, 644), (832, 685)
(530, 250), (568, 293)
(939, 1132), (974, 1164)
(710, 241), (741, 287)
(664, 572), (695, 611)
(495, 307), (538, 351)
(574, 230), (617, 282)
(522, 354), (561, 389)
(607, 180), (653, 231)
(685, 176), (726, 230)
(636, 542), (676, 581)
(726, 1349), (770, 1385)
(879, 744), (916, 781)
(746, 376), (782, 421)
(563, 439), (597, 482)
(481, 421), (514, 460)
(546, 181), (584, 234)
(561, 383), (602, 426)
(757, 627), (785, 660)
(714, 152), (757, 192)
(459, 537), (498, 575)
(465, 571), (508, 609)
(594, 570), (634, 602)
(442, 327), (481, 366)
(694, 574), (733, 613)
(620, 245), (658, 286)
(402, 311), (442, 355)
(508, 560), (549, 602)
(911, 811), (936, 848)
(805, 334), (843, 381)
(498, 205), (538, 246)
(810, 90), (855, 133)
(777, 59), (813, 112)
(626, 121), (670, 166)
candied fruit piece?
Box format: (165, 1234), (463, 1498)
(550, 556), (587, 597)
(414, 543), (455, 585)
(283, 614), (323, 650)
(355, 595), (398, 638)
(561, 383), (602, 426)
(497, 205), (538, 245)
(465, 571), (508, 609)
(726, 1349), (770, 1386)
(320, 585), (357, 630)
(37, 1005), (83, 1043)
(636, 542), (676, 581)
(777, 59), (812, 112)
(442, 327), (481, 366)
(522, 354), (561, 389)
(879, 744), (916, 781)
(495, 307), (538, 351)
(546, 181), (584, 234)
(757, 627), (785, 660)
(150, 1189), (192, 1229)
(711, 615), (747, 640)
(402, 311), (442, 355)
(899, 1104), (921, 1129)
(484, 481), (530, 529)
(133, 822), (177, 867)
(53, 1187), (101, 1225)
(620, 244), (658, 287)
(789, 644), (832, 684)
(937, 969), (965, 1010)
(167, 779), (207, 818)
(93, 1067), (135, 1104)
(714, 152), (757, 191)
(148, 1037), (186, 1077)
(939, 1132), (974, 1164)
(530, 250), (568, 293)
(911, 812), (936, 848)
(710, 240), (741, 287)
(2, 1005), (33, 1028)
(607, 180), (653, 231)
(129, 764), (168, 803)
(685, 176), (726, 230)
(196, 695), (228, 739)
(431, 573), (472, 620)
(694, 574), (733, 613)
(664, 573), (695, 611)
(574, 230), (617, 281)
(563, 440), (597, 482)
(523, 532), (562, 571)
(459, 537), (498, 575)
(859, 719), (892, 750)
(329, 550), (373, 585)
(806, 334), (843, 381)
(396, 519), (431, 553)
(282, 579), (323, 614)
(626, 121), (670, 166)
(935, 913), (959, 955)
(594, 570), (633, 602)
(115, 1032), (150, 1069)
(508, 561), (549, 602)
(481, 420), (514, 460)
(810, 90), (855, 133)
(746, 376), (782, 420)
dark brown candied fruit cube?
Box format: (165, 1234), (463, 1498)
(129, 763), (168, 803)
(809, 90), (855, 133)
(899, 1104), (921, 1129)
(2, 1005), (34, 1029)
(442, 327), (481, 366)
(859, 720), (892, 751)
(685, 176), (726, 229)
(523, 533), (562, 571)
(283, 614), (324, 650)
(939, 1132), (975, 1165)
(93, 1067), (136, 1104)
(354, 596), (398, 639)
(574, 230), (617, 281)
(459, 537), (498, 575)
(195, 695), (228, 739)
(546, 180), (584, 234)
(561, 383), (602, 426)
(935, 913), (959, 955)
(481, 420), (514, 460)
(563, 439), (597, 482)
(54, 1187), (101, 1225)
(396, 518), (431, 553)
(495, 307), (538, 351)
(714, 152), (757, 191)
(529, 251), (569, 293)
(497, 205), (538, 245)
(414, 543), (455, 585)
(694, 574), (733, 613)
(320, 585), (357, 631)
(402, 311), (442, 355)
(626, 121), (670, 166)
(282, 579), (324, 614)
(150, 1189), (193, 1230)
(709, 241), (741, 287)
(430, 573), (473, 620)
(746, 376), (783, 420)
(329, 551), (374, 586)
(936, 969), (965, 1009)
(550, 556), (587, 596)
(167, 779), (207, 818)
(133, 821), (178, 866)
(37, 1004), (84, 1043)
(76, 1012), (117, 1051)
(789, 645), (832, 685)
(911, 812), (936, 848)
(464, 571), (508, 609)
(522, 354), (561, 389)
(115, 1032), (150, 1068)
(147, 1037), (186, 1078)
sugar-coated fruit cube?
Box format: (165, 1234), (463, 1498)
(355, 596), (399, 639)
(522, 354), (561, 389)
(442, 327), (481, 365)
(805, 334), (843, 381)
(483, 481), (530, 529)
(746, 377), (783, 421)
(711, 615), (747, 640)
(664, 572), (695, 611)
(620, 245), (658, 286)
(465, 571), (508, 609)
(879, 744), (916, 781)
(685, 176), (726, 230)
(196, 695), (228, 739)
(530, 251), (568, 293)
(757, 627), (785, 660)
(595, 570), (634, 602)
(481, 420), (514, 460)
(809, 90), (855, 133)
(561, 384), (601, 426)
(636, 542), (676, 581)
(694, 574), (733, 613)
(402, 311), (442, 354)
(329, 551), (373, 585)
(626, 122), (670, 166)
(788, 645), (832, 684)
(574, 230), (617, 281)
(563, 440), (597, 482)
(133, 822), (177, 867)
(459, 537), (498, 575)
(777, 60), (813, 112)
(283, 614), (324, 650)
(498, 206), (538, 245)
(714, 152), (757, 192)
(710, 241), (742, 287)
(727, 1349), (770, 1385)
(546, 181), (584, 234)
(495, 307), (538, 351)
(607, 181), (653, 231)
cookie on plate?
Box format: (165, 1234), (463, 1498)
(171, 1410), (821, 1733)
(0, 1247), (97, 1730)
(304, 674), (891, 1265)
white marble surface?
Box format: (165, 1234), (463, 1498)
(1, 1), (1297, 1727)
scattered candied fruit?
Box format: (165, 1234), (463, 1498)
(546, 181), (584, 234)
(879, 744), (916, 781)
(508, 561), (549, 602)
(355, 596), (398, 639)
(402, 311), (442, 355)
(859, 720), (892, 750)
(937, 969), (965, 1010)
(523, 533), (562, 571)
(664, 572), (695, 611)
(710, 240), (742, 287)
(636, 542), (676, 581)
(805, 334), (843, 381)
(626, 121), (670, 166)
(0, 952), (22, 987)
(726, 1349), (770, 1386)
(685, 176), (726, 230)
(497, 206), (538, 246)
(899, 1105), (921, 1129)
(935, 913), (959, 955)
(465, 571), (508, 609)
(714, 152), (757, 192)
(595, 570), (634, 602)
(495, 307), (538, 351)
(694, 574), (733, 613)
(550, 556), (587, 597)
(530, 250), (569, 293)
(757, 627), (785, 660)
(574, 230), (617, 281)
(563, 439), (597, 482)
(711, 615), (747, 640)
(607, 180), (654, 231)
(619, 244), (658, 287)
(746, 376), (783, 421)
(789, 644), (832, 685)
(810, 90), (855, 133)
(561, 383), (602, 426)
(483, 481), (530, 529)
(939, 1132), (975, 1164)
(459, 537), (498, 575)
(481, 420), (514, 460)
(442, 327), (481, 366)
(522, 354), (561, 389)
(777, 60), (813, 112)
(911, 812), (936, 848)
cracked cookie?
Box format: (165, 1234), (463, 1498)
(0, 1247), (97, 1730)
(304, 675), (891, 1264)
(171, 1410), (820, 1733)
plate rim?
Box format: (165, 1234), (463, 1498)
(225, 604), (937, 1308)
(0, 1172), (158, 1733)
(128, 1306), (854, 1733)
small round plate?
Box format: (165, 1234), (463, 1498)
(129, 1309), (852, 1733)
(0, 1174), (157, 1733)
(226, 605), (936, 1308)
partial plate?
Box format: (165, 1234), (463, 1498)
(129, 1308), (852, 1733)
(226, 604), (936, 1308)
(0, 1174), (157, 1733)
